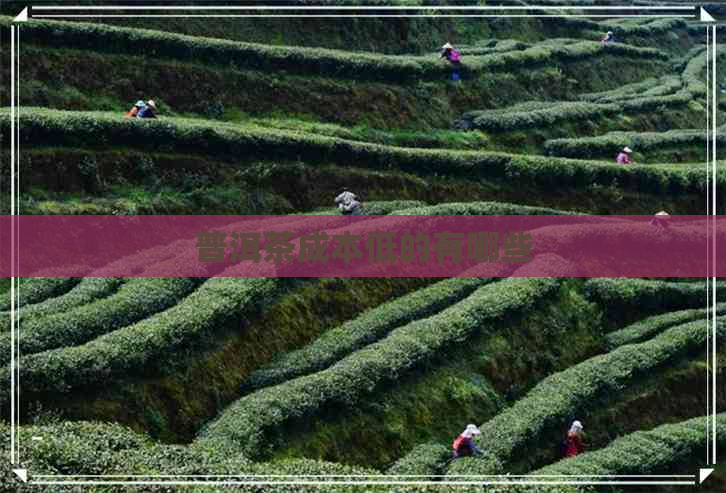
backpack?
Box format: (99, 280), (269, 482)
(452, 435), (466, 452)
(449, 50), (461, 62)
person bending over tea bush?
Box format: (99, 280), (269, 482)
(124, 100), (146, 118)
(136, 100), (158, 119)
(452, 424), (483, 459)
(440, 42), (462, 82)
(334, 188), (363, 215)
(616, 146), (633, 164)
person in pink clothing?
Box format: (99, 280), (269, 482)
(616, 146), (633, 164)
(440, 42), (462, 81)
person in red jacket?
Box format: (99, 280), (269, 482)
(452, 424), (483, 459)
(565, 420), (585, 457)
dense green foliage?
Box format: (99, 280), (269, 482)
(458, 92), (693, 133)
(606, 303), (726, 348)
(0, 277), (204, 363)
(355, 200), (428, 215)
(681, 46), (709, 97)
(461, 101), (623, 133)
(584, 278), (726, 317)
(0, 277), (125, 331)
(0, 276), (84, 311)
(246, 118), (492, 151)
(1, 7), (719, 489)
(245, 277), (493, 391)
(456, 44), (717, 134)
(461, 318), (725, 473)
(386, 443), (451, 478)
(390, 201), (575, 215)
(1, 420), (382, 493)
(534, 413), (726, 476)
(454, 39), (530, 56)
(2, 109), (717, 199)
(555, 16), (689, 41)
(545, 128), (724, 160)
(6, 412), (720, 492)
(579, 76), (682, 104)
(0, 277), (284, 403)
(197, 277), (561, 459)
(309, 200), (426, 215)
(0, 17), (669, 83)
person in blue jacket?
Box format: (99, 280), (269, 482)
(136, 100), (157, 118)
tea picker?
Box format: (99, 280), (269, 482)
(440, 42), (463, 82)
(334, 188), (363, 215)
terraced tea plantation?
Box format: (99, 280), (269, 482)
(0, 2), (724, 492)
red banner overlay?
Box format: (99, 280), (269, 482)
(0, 215), (722, 277)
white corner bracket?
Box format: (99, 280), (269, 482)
(699, 468), (714, 484)
(700, 7), (716, 23)
(13, 469), (28, 483)
(14, 7), (28, 22)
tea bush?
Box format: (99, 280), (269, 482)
(534, 413), (726, 476)
(584, 278), (726, 315)
(0, 277), (285, 403)
(459, 92), (693, 133)
(386, 442), (451, 478)
(0, 17), (668, 83)
(0, 275), (86, 311)
(0, 277), (205, 363)
(461, 318), (726, 473)
(245, 277), (494, 390)
(197, 277), (562, 459)
(0, 277), (125, 332)
(606, 302), (726, 348)
(544, 128), (724, 159)
(1, 420), (383, 493)
(579, 76), (682, 104)
(2, 109), (716, 196)
(457, 45), (714, 134)
(390, 202), (575, 215)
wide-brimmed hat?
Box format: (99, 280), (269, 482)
(147, 100), (157, 109)
(463, 424), (481, 437)
(607, 31), (613, 35)
(623, 146), (633, 153)
(442, 42), (453, 50)
(570, 420), (584, 432)
(655, 211), (670, 217)
(134, 100), (146, 108)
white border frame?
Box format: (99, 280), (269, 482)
(6, 2), (717, 488)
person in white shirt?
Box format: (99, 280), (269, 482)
(334, 188), (362, 215)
